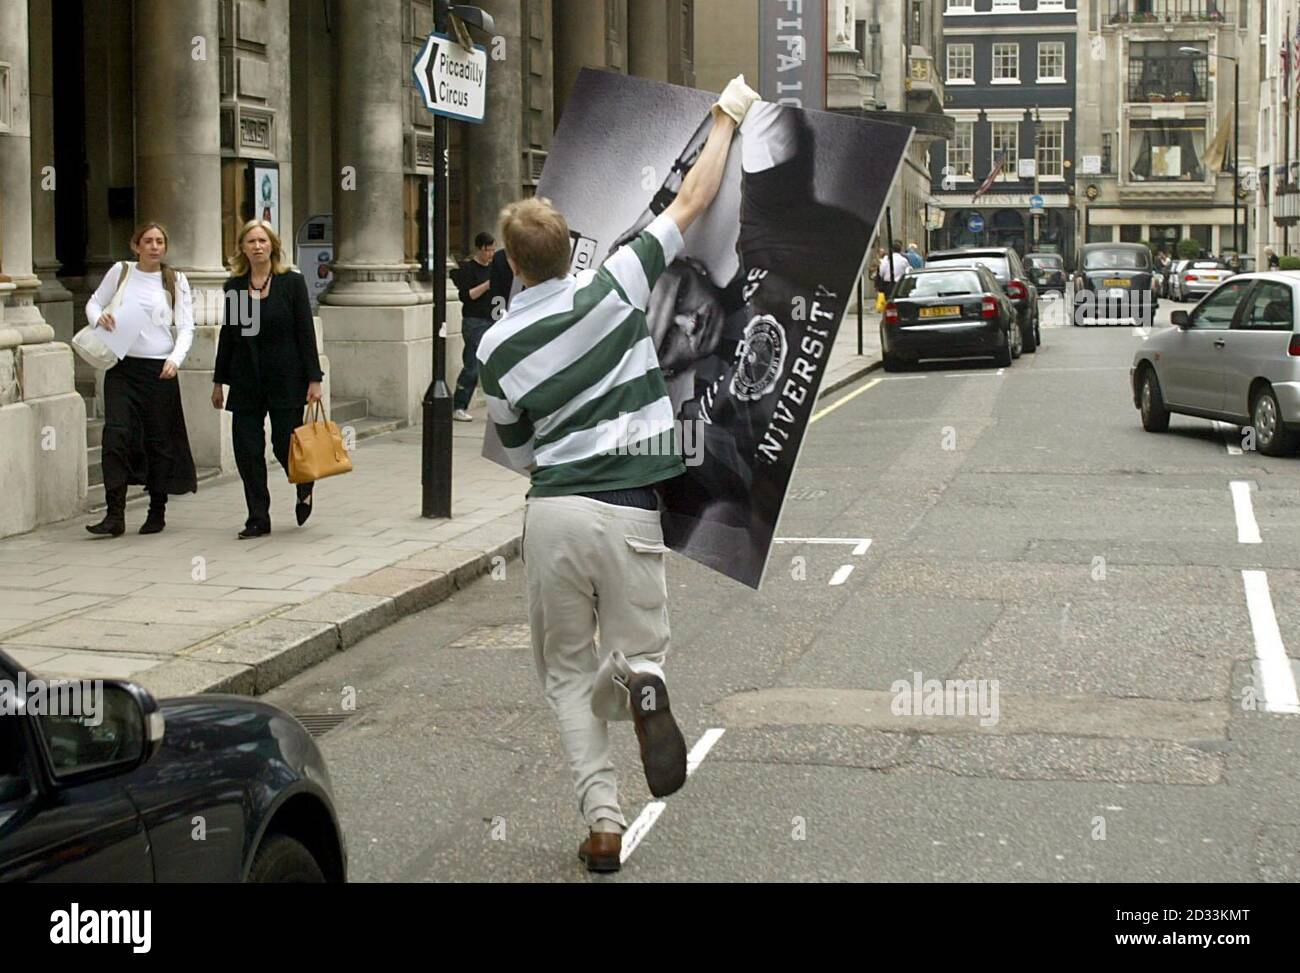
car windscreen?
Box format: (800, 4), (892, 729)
(1028, 256), (1063, 269)
(895, 271), (984, 298)
(1083, 250), (1149, 271)
(927, 256), (1009, 280)
(1190, 261), (1227, 269)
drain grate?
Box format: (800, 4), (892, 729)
(293, 713), (355, 738)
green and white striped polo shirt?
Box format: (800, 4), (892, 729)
(477, 213), (687, 497)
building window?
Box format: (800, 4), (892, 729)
(947, 43), (974, 82)
(991, 120), (1019, 180)
(945, 0), (973, 10)
(1127, 41), (1208, 103)
(1120, 225), (1142, 244)
(1128, 119), (1207, 182)
(1037, 120), (1065, 177)
(948, 120), (974, 179)
(1037, 42), (1065, 82)
(1101, 132), (1112, 174)
(993, 43), (1019, 83)
(992, 0), (1020, 10)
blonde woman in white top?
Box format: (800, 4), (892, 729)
(84, 222), (198, 537)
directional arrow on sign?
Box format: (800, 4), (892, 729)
(412, 32), (487, 124)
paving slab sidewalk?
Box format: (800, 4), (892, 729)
(0, 318), (880, 698)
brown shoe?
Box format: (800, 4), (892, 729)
(627, 671), (687, 798)
(578, 831), (622, 873)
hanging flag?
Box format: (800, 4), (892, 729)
(973, 153), (1006, 202)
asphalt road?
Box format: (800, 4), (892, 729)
(267, 298), (1300, 882)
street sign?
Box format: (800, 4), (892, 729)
(1080, 154), (1101, 175)
(1029, 194), (1045, 214)
(1018, 158), (1036, 178)
(968, 213), (985, 234)
(412, 32), (487, 123)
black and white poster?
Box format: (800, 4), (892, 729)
(490, 69), (911, 588)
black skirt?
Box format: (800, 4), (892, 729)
(101, 356), (199, 495)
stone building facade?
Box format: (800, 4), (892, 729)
(0, 0), (694, 539)
(1074, 0), (1259, 259)
(1255, 0), (1299, 261)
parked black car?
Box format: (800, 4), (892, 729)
(881, 265), (1020, 370)
(1025, 252), (1067, 295)
(1073, 242), (1157, 325)
(0, 648), (346, 881)
(925, 247), (1040, 352)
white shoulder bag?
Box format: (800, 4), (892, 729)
(72, 261), (134, 370)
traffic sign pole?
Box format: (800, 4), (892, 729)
(421, 1), (453, 519)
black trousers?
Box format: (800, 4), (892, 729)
(232, 408), (312, 529)
(101, 356), (197, 503)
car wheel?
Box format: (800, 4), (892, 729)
(994, 328), (1013, 368)
(1140, 367), (1171, 432)
(1022, 316), (1038, 353)
(1252, 385), (1299, 457)
(248, 833), (327, 883)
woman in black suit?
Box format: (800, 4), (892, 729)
(213, 219), (324, 539)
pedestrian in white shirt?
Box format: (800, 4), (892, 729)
(84, 222), (198, 537)
(879, 241), (912, 300)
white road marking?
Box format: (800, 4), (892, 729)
(945, 370), (1001, 378)
(1215, 421), (1243, 455)
(997, 368), (1005, 376)
(1240, 571), (1300, 714)
(620, 728), (726, 864)
(773, 537), (872, 556)
(881, 374), (928, 381)
(829, 565), (854, 586)
(810, 377), (882, 424)
(686, 727), (726, 775)
(619, 802), (666, 863)
(1230, 481), (1261, 544)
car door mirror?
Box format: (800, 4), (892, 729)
(1170, 310), (1189, 328)
(33, 680), (164, 785)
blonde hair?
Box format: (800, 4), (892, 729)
(499, 197), (571, 284)
(130, 221), (178, 309)
(230, 219), (289, 277)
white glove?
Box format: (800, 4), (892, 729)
(712, 74), (760, 126)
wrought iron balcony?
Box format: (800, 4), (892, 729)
(1107, 1), (1232, 25)
(1126, 54), (1209, 103)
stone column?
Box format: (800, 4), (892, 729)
(0, 0), (85, 537)
(319, 0), (427, 424)
(0, 0), (44, 326)
(322, 0), (417, 307)
(628, 1), (669, 82)
(27, 0), (75, 340)
(466, 0), (525, 245)
(134, 0), (232, 470)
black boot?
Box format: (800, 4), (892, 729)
(86, 486), (127, 537)
(295, 482), (314, 526)
(139, 493), (167, 535)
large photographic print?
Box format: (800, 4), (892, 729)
(496, 69), (911, 588)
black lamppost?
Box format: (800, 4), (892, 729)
(421, 1), (495, 519)
(1183, 46), (1240, 261)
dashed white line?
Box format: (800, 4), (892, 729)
(1229, 481), (1261, 544)
(1216, 421), (1243, 455)
(1240, 571), (1300, 714)
(620, 728), (726, 864)
(829, 565), (854, 586)
(773, 537), (872, 556)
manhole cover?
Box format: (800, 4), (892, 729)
(293, 713), (354, 738)
(446, 623), (533, 650)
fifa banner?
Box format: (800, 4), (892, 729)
(485, 69), (911, 588)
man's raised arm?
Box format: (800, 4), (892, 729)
(663, 75), (759, 235)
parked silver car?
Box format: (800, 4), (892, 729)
(1132, 272), (1300, 455)
(1175, 259), (1234, 301)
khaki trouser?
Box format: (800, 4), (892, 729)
(523, 495), (672, 830)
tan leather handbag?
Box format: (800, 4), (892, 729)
(288, 401), (353, 484)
